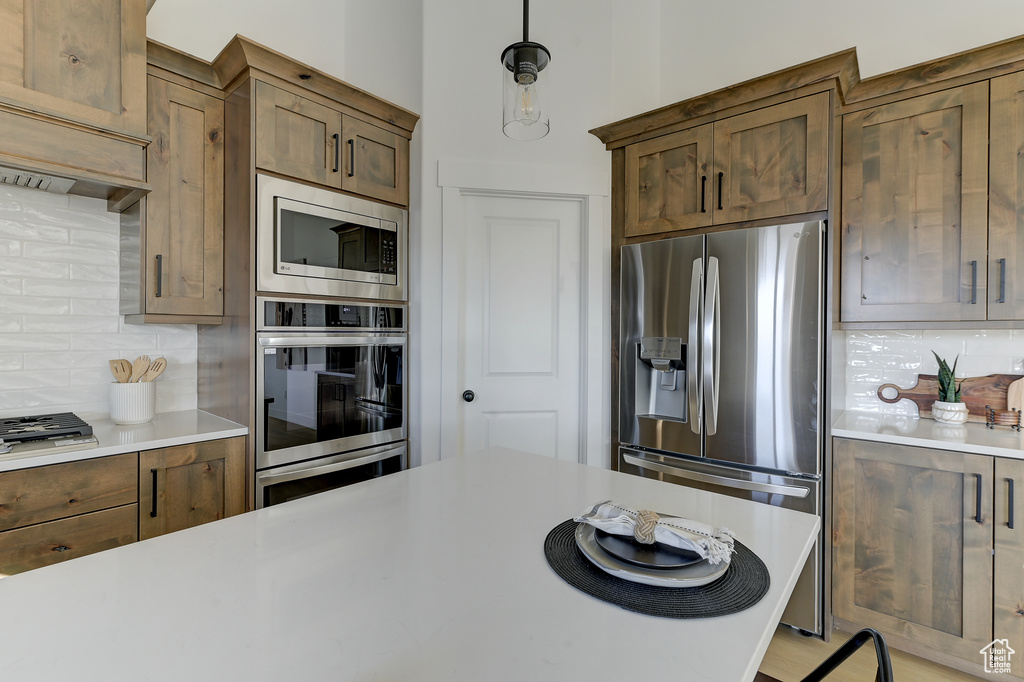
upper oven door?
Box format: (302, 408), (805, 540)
(256, 333), (407, 470)
(257, 174), (407, 300)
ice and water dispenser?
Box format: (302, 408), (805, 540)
(634, 336), (686, 422)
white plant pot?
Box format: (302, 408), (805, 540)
(932, 400), (968, 425)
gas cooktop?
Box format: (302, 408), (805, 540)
(0, 412), (94, 442)
(0, 412), (98, 457)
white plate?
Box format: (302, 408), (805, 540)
(574, 524), (731, 588)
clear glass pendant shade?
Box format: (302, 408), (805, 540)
(501, 42), (550, 140)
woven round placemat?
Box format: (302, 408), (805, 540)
(543, 519), (770, 618)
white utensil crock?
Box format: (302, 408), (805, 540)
(110, 381), (156, 425)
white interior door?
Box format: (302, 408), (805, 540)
(457, 193), (582, 460)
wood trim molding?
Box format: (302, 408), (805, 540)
(211, 35), (419, 134)
(146, 39), (223, 94)
(592, 32), (1024, 150)
(589, 48), (858, 149)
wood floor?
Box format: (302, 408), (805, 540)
(757, 626), (985, 681)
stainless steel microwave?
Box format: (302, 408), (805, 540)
(257, 174), (407, 300)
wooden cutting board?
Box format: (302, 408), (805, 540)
(877, 373), (1024, 423)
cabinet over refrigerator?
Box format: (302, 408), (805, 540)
(618, 221), (826, 635)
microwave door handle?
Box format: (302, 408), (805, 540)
(688, 258), (703, 434)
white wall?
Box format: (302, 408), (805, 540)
(658, 0), (1024, 104)
(3, 0), (1016, 439)
(0, 186), (197, 420)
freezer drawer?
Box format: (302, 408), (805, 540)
(618, 446), (822, 634)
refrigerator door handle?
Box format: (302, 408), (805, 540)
(622, 453), (811, 498)
(703, 256), (721, 435)
(688, 258), (703, 434)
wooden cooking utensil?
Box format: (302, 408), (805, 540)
(128, 355), (151, 383)
(140, 357), (166, 382)
(109, 358), (131, 383)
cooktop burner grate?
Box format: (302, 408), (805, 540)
(0, 412), (93, 443)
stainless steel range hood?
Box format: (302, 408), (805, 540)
(0, 165), (75, 194)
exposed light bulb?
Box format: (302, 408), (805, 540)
(516, 82), (539, 125)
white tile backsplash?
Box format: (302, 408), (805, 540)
(843, 328), (1024, 415)
(0, 184), (197, 419)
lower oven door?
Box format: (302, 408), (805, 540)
(257, 332), (406, 470)
(256, 442), (407, 508)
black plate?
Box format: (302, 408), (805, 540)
(594, 529), (703, 569)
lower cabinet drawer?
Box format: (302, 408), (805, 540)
(0, 504), (138, 575)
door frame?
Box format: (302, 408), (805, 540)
(438, 159), (609, 467)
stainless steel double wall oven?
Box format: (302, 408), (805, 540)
(255, 298), (407, 508)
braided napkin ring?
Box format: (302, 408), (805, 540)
(633, 509), (660, 544)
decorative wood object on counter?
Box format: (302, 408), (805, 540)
(876, 373), (1024, 423)
(0, 0), (150, 209)
(0, 453), (138, 575)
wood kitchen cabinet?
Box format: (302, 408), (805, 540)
(989, 71), (1024, 323)
(995, 457), (1024, 679)
(625, 92), (829, 237)
(139, 437), (245, 540)
(841, 83), (990, 323)
(120, 73), (225, 323)
(254, 80), (409, 205)
(0, 454), (138, 575)
(0, 0), (147, 136)
(832, 438), (995, 666)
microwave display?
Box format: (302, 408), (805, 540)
(276, 198), (398, 284)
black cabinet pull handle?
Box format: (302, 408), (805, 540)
(700, 176), (707, 213)
(155, 254), (163, 298)
(52, 545), (70, 552)
(969, 260), (978, 304)
(348, 139), (355, 178)
(976, 472), (983, 524)
(998, 258), (1007, 304)
(332, 133), (340, 173)
(150, 468), (158, 518)
(1009, 477), (1015, 530)
(716, 172), (724, 210)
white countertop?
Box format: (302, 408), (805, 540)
(0, 448), (818, 682)
(0, 410), (248, 472)
(833, 410), (1024, 459)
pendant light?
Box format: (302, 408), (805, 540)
(500, 0), (550, 140)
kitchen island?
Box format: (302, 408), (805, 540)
(0, 448), (818, 681)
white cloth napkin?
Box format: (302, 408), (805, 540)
(574, 500), (735, 565)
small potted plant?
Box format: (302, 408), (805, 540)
(931, 351), (968, 424)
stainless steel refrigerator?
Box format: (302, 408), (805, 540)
(618, 221), (825, 635)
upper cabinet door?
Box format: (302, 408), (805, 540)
(713, 92), (830, 224)
(341, 115), (408, 205)
(841, 83), (989, 322)
(254, 80), (343, 189)
(145, 76), (224, 318)
(989, 72), (1024, 321)
(624, 124), (713, 237)
(0, 0), (146, 135)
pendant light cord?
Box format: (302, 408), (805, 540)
(523, 0), (529, 42)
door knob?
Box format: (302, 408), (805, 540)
(462, 390), (475, 402)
